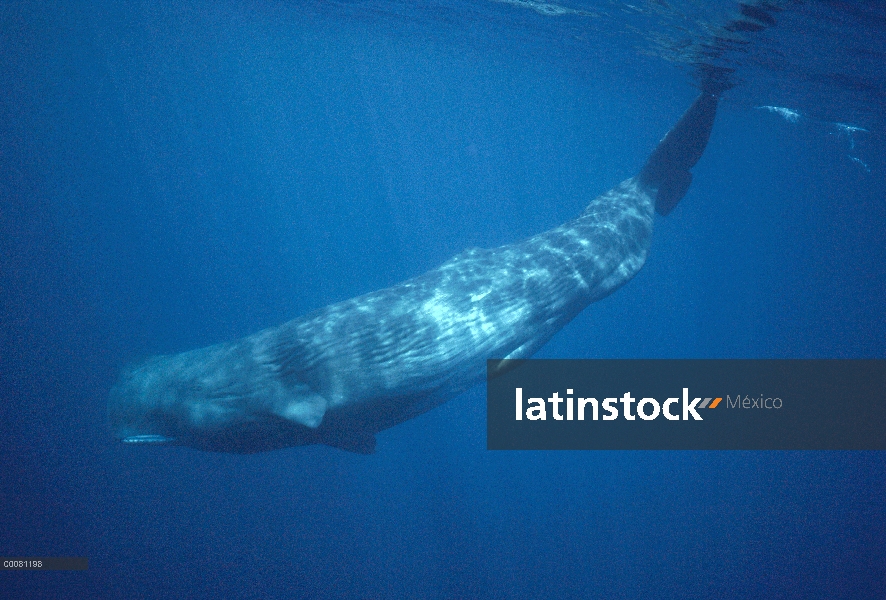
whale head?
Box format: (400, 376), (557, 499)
(108, 354), (189, 447)
(108, 339), (328, 453)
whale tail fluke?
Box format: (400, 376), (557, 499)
(639, 91), (719, 216)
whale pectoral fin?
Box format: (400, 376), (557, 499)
(321, 430), (377, 455)
(273, 386), (328, 429)
(488, 358), (528, 379)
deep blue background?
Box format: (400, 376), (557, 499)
(2, 1), (884, 597)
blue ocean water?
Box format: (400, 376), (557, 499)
(1, 0), (884, 597)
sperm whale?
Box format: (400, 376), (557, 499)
(109, 91), (718, 454)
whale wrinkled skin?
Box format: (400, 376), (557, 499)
(110, 92), (719, 454)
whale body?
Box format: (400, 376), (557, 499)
(109, 92), (718, 454)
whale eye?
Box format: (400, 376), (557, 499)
(121, 434), (176, 444)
